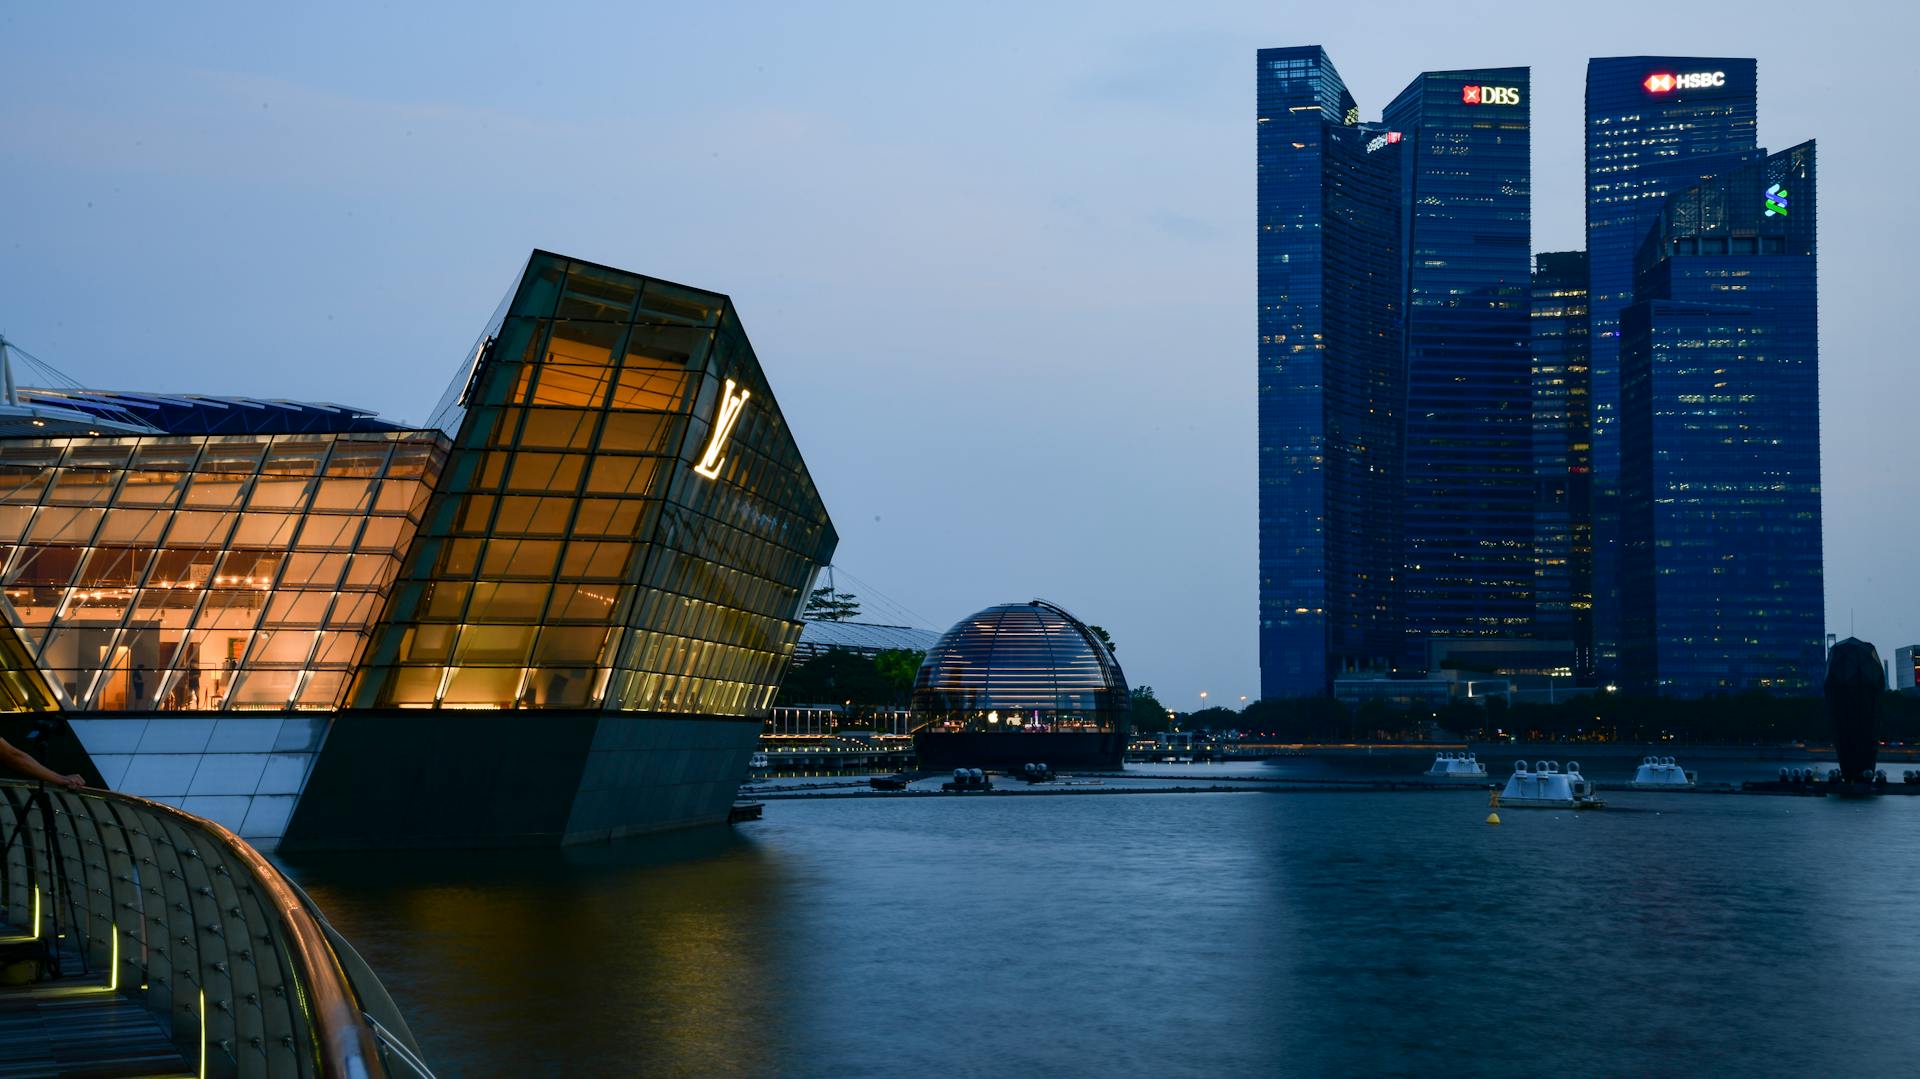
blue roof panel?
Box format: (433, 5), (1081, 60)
(15, 388), (411, 436)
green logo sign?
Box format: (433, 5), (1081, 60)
(1764, 184), (1789, 217)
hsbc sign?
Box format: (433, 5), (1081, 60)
(1462, 84), (1521, 106)
(1643, 70), (1727, 93)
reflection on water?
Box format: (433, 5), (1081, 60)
(283, 831), (786, 1077)
(283, 785), (1920, 1077)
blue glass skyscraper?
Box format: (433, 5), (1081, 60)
(1384, 67), (1533, 667)
(1256, 47), (1404, 698)
(1585, 57), (1758, 679)
(1618, 143), (1822, 695)
(1530, 251), (1592, 674)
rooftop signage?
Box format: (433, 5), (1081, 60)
(1643, 70), (1726, 93)
(1366, 131), (1403, 153)
(1462, 84), (1521, 106)
(693, 377), (750, 479)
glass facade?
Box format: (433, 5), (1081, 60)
(0, 250), (836, 723)
(0, 250), (838, 848)
(910, 601), (1128, 733)
(0, 432), (441, 712)
(1585, 56), (1759, 679)
(1619, 143), (1822, 695)
(349, 252), (837, 714)
(1530, 251), (1592, 675)
(1384, 67), (1534, 665)
(1256, 46), (1403, 698)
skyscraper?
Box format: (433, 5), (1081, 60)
(1530, 251), (1592, 675)
(1384, 67), (1534, 666)
(1256, 47), (1404, 698)
(1618, 143), (1822, 696)
(1585, 57), (1759, 679)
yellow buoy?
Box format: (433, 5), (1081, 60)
(1486, 812), (1501, 825)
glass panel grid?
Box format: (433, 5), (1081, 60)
(353, 257), (836, 715)
(0, 431), (445, 711)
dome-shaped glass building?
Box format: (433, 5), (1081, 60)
(910, 599), (1129, 771)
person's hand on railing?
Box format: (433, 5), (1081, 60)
(0, 735), (85, 790)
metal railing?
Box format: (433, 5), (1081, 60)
(0, 779), (432, 1078)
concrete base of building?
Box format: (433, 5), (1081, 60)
(279, 712), (760, 851)
(62, 714), (326, 848)
(45, 710), (759, 852)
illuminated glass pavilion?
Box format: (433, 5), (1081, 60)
(910, 600), (1130, 770)
(0, 251), (837, 848)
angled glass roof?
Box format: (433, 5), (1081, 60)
(11, 388), (409, 436)
(798, 620), (941, 655)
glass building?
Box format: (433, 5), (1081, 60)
(1255, 46), (1404, 698)
(1585, 57), (1759, 679)
(1384, 66), (1534, 668)
(0, 428), (442, 714)
(0, 250), (836, 847)
(1618, 143), (1822, 696)
(1530, 251), (1592, 676)
(910, 599), (1129, 770)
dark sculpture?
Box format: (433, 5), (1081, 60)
(1824, 637), (1883, 783)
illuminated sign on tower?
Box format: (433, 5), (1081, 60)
(1462, 84), (1522, 105)
(1764, 183), (1790, 217)
(1643, 70), (1727, 94)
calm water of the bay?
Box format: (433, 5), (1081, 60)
(282, 768), (1920, 1077)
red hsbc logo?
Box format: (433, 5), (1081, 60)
(1462, 84), (1521, 106)
(1644, 70), (1726, 93)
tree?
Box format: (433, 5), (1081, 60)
(1088, 624), (1117, 654)
(1129, 685), (1170, 733)
(1240, 696), (1352, 741)
(1185, 706), (1239, 732)
(804, 586), (861, 622)
(873, 648), (926, 704)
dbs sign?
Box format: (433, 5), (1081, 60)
(1462, 84), (1521, 106)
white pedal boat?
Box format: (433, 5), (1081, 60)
(1627, 755), (1695, 790)
(1492, 759), (1604, 809)
(1425, 751), (1489, 780)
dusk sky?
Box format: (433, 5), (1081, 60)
(3, 1), (1911, 705)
